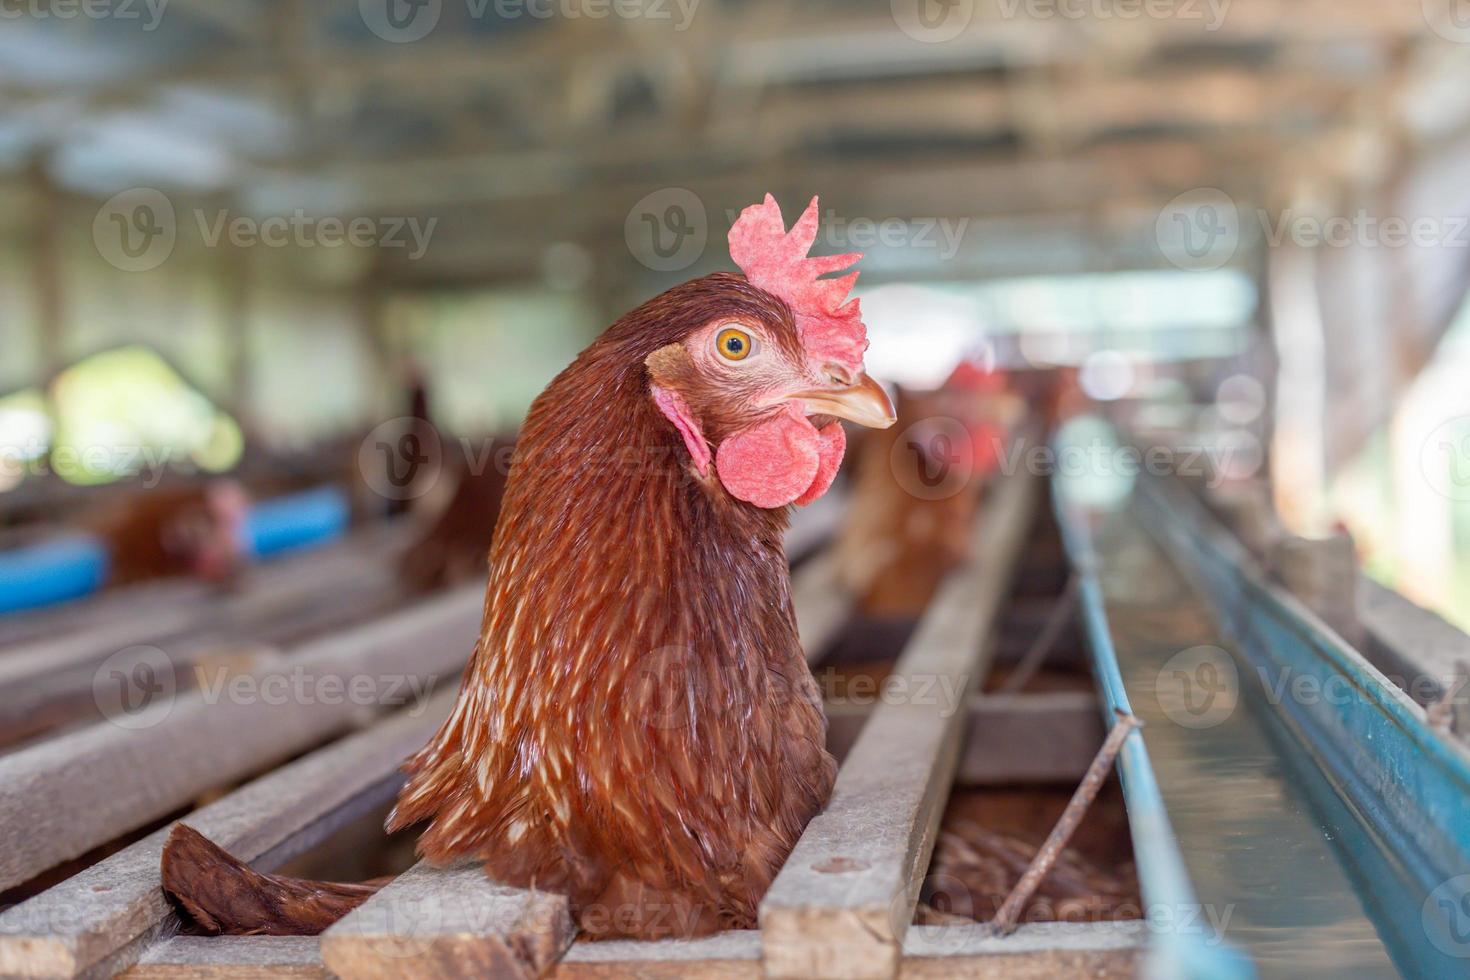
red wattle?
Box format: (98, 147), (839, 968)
(795, 422), (845, 506)
(716, 405), (821, 509)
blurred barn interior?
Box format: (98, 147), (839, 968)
(3, 3), (1470, 977)
(3, 1), (1470, 617)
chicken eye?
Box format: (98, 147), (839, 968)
(716, 327), (755, 362)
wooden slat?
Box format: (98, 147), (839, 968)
(319, 863), (574, 980)
(1358, 577), (1470, 738)
(0, 565), (409, 749)
(123, 921), (1143, 979)
(0, 525), (413, 729)
(555, 922), (1142, 979)
(787, 490), (852, 665)
(0, 691), (455, 979)
(555, 931), (760, 979)
(825, 691), (1104, 786)
(0, 585), (481, 892)
(786, 488), (846, 564)
(759, 463), (1039, 980)
(0, 579), (208, 649)
(898, 922), (1143, 978)
(953, 692), (1102, 785)
(128, 937), (327, 979)
(793, 548), (854, 666)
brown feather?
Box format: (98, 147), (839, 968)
(162, 272), (838, 941)
(160, 825), (386, 935)
(388, 273), (836, 938)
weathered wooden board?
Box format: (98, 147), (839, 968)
(786, 488), (847, 565)
(127, 936), (326, 979)
(0, 525), (415, 742)
(121, 920), (1143, 980)
(0, 522), (409, 667)
(793, 548), (854, 666)
(0, 585), (481, 892)
(0, 691), (454, 979)
(0, 574), (410, 751)
(759, 464), (1039, 979)
(825, 691), (1103, 785)
(1357, 577), (1470, 738)
(898, 921), (1143, 978)
(0, 579), (208, 650)
(320, 863), (574, 980)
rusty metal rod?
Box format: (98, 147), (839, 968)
(989, 708), (1143, 935)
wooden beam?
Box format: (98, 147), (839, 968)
(128, 936), (325, 979)
(0, 524), (412, 741)
(0, 692), (455, 979)
(0, 585), (480, 892)
(1358, 578), (1470, 739)
(826, 691), (1104, 786)
(319, 863), (574, 980)
(794, 549), (855, 667)
(0, 578), (208, 650)
(785, 489), (846, 564)
(759, 459), (1039, 979)
(898, 921), (1143, 978)
(122, 920), (1144, 979)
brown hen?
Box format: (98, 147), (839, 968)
(162, 195), (895, 941)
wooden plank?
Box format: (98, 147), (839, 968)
(954, 693), (1102, 785)
(786, 489), (846, 564)
(794, 548), (854, 666)
(0, 585), (481, 892)
(0, 522), (401, 651)
(759, 462), (1038, 980)
(0, 523), (411, 708)
(128, 937), (326, 979)
(1358, 577), (1470, 738)
(898, 921), (1144, 979)
(0, 691), (455, 979)
(825, 691), (1103, 786)
(0, 563), (409, 749)
(555, 931), (760, 978)
(551, 920), (1140, 979)
(0, 579), (209, 650)
(319, 863), (574, 980)
(124, 920), (1143, 980)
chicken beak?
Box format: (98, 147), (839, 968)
(791, 374), (897, 429)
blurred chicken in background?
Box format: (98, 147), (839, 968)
(827, 360), (1021, 661)
(91, 479), (250, 587)
(396, 440), (514, 593)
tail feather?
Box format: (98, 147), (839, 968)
(161, 824), (388, 935)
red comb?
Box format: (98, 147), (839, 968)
(945, 358), (1006, 393)
(728, 194), (867, 374)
